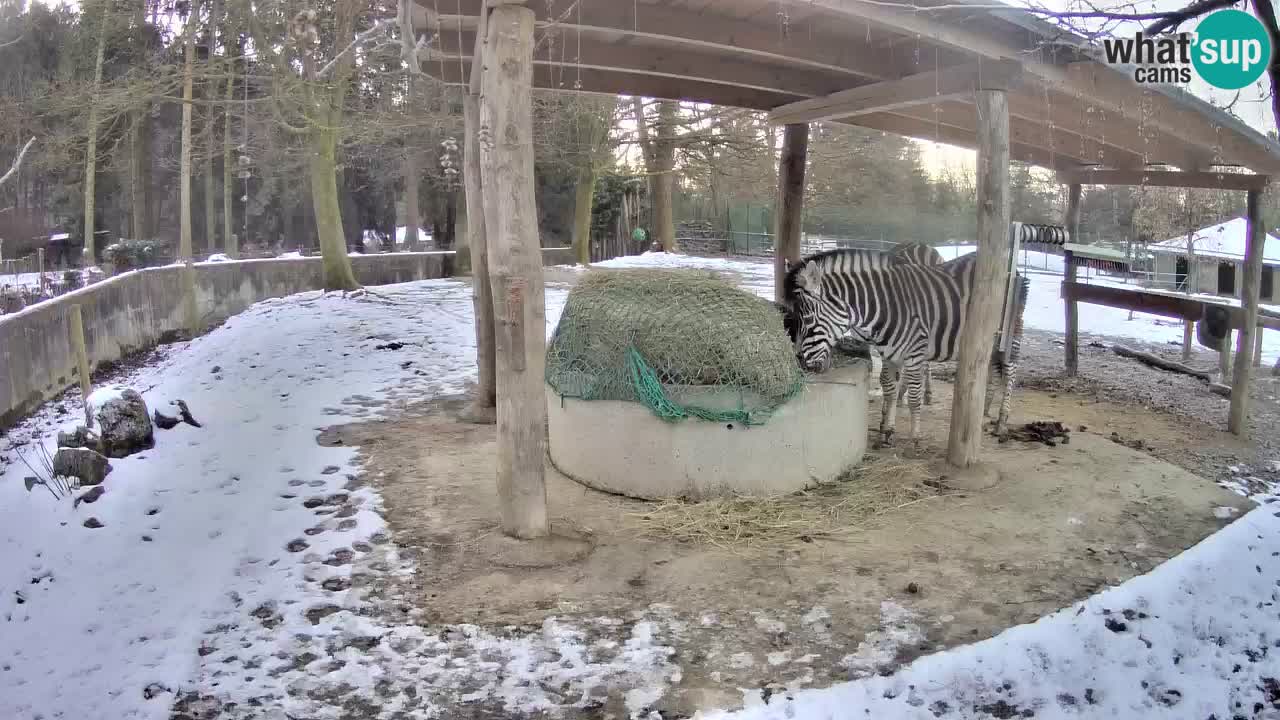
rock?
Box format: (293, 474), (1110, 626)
(94, 389), (154, 458)
(53, 447), (112, 486)
(57, 426), (99, 451)
(83, 517), (104, 529)
(153, 409), (180, 430)
(74, 486), (106, 507)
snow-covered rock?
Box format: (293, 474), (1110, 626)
(90, 387), (153, 458)
(53, 447), (112, 486)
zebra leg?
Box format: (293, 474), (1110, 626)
(923, 363), (933, 406)
(878, 361), (899, 447)
(993, 276), (1030, 438)
(902, 362), (926, 446)
(897, 365), (909, 408)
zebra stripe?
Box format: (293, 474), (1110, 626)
(784, 249), (1028, 446)
(885, 243), (943, 407)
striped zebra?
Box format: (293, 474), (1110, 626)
(886, 243), (944, 406)
(775, 242), (943, 402)
(784, 249), (1029, 447)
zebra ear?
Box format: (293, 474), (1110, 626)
(796, 263), (822, 292)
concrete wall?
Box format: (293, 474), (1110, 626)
(547, 362), (870, 500)
(1, 249), (576, 429)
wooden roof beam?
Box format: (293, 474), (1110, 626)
(782, 0), (1280, 173)
(430, 3), (909, 83)
(767, 59), (1022, 125)
(431, 31), (859, 98)
(844, 112), (1087, 172)
(1056, 168), (1271, 191)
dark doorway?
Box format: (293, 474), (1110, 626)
(1263, 266), (1274, 301)
(1175, 256), (1189, 291)
(1218, 262), (1236, 296)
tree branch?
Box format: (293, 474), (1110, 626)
(316, 19), (395, 78)
(0, 34), (22, 50)
(1144, 0), (1242, 34)
(0, 136), (35, 189)
(1250, 0), (1280, 129)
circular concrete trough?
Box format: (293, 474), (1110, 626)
(546, 361), (870, 500)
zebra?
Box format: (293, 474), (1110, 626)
(886, 242), (944, 407)
(775, 242), (943, 403)
(783, 249), (1029, 447)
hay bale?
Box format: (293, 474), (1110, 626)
(546, 268), (802, 424)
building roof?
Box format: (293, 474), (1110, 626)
(414, 0), (1280, 176)
(1151, 218), (1280, 263)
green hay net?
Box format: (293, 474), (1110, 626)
(546, 269), (804, 425)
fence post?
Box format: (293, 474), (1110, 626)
(37, 248), (45, 295)
(69, 304), (93, 429)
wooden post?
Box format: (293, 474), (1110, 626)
(479, 2), (548, 539)
(947, 89), (1011, 468)
(1063, 183), (1082, 376)
(1254, 327), (1264, 367)
(773, 123), (809, 302)
(1229, 188), (1267, 435)
(463, 8), (496, 421)
(68, 304), (92, 429)
(36, 248), (45, 295)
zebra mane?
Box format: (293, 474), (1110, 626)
(782, 248), (882, 300)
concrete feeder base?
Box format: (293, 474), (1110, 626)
(546, 361), (869, 500)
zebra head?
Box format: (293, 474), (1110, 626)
(785, 259), (842, 372)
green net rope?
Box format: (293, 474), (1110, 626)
(625, 347), (760, 425)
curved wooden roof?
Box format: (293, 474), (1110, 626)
(413, 0), (1280, 176)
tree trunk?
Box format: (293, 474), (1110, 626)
(479, 3), (548, 539)
(1063, 184), (1082, 376)
(652, 100), (678, 252)
(1182, 200), (1196, 361)
(443, 190), (457, 249)
(403, 150), (420, 251)
(308, 128), (359, 290)
(129, 112), (148, 240)
(83, 5), (109, 264)
(223, 70), (237, 257)
(773, 123), (808, 302)
(631, 97), (653, 228)
(205, 0), (221, 253)
(179, 6), (197, 261)
(571, 164), (597, 265)
(462, 24), (495, 418)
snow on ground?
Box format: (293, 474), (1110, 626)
(1, 251), (1278, 719)
(708, 504), (1280, 720)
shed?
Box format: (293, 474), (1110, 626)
(1150, 218), (1280, 302)
(410, 0), (1280, 538)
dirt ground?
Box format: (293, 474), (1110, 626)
(329, 379), (1250, 718)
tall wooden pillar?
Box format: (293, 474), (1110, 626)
(773, 123), (809, 302)
(463, 8), (496, 420)
(479, 3), (548, 538)
(947, 89), (1012, 468)
(1063, 183), (1083, 376)
(1228, 187), (1267, 435)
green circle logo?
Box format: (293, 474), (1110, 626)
(1192, 9), (1273, 90)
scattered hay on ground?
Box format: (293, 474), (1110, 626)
(626, 454), (944, 551)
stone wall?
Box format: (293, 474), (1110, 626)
(1, 249), (575, 429)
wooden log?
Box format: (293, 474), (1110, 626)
(1063, 184), (1082, 376)
(68, 304), (92, 429)
(479, 3), (549, 539)
(1230, 188), (1267, 435)
(773, 122), (808, 302)
(1111, 344), (1213, 382)
(1209, 382), (1232, 398)
(947, 89), (1010, 468)
(462, 8), (496, 421)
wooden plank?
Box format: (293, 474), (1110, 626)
(1063, 185), (1082, 377)
(774, 123), (808, 302)
(479, 3), (549, 539)
(1057, 169), (1271, 191)
(947, 89), (1011, 468)
(847, 111), (1088, 172)
(767, 60), (1021, 125)
(1229, 188), (1266, 435)
(1062, 281), (1205, 321)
